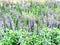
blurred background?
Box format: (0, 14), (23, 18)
(0, 0), (60, 45)
(0, 0), (60, 30)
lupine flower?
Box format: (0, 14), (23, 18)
(10, 10), (15, 14)
(48, 15), (54, 29)
(57, 21), (60, 29)
(6, 14), (15, 30)
(49, 15), (54, 25)
(58, 17), (60, 21)
(3, 16), (6, 32)
(29, 19), (34, 32)
(15, 15), (21, 30)
(17, 15), (21, 19)
(46, 0), (56, 3)
(26, 2), (31, 8)
(56, 1), (60, 6)
(0, 18), (3, 27)
(18, 1), (25, 9)
(48, 9), (54, 15)
(19, 21), (24, 27)
(29, 19), (34, 28)
(3, 0), (13, 4)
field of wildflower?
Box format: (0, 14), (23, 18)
(0, 0), (60, 45)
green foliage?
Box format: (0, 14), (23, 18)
(0, 28), (60, 45)
(1, 30), (20, 45)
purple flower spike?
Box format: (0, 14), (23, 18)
(26, 2), (31, 8)
(58, 17), (60, 21)
(29, 19), (34, 32)
(0, 18), (3, 27)
(29, 19), (34, 28)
